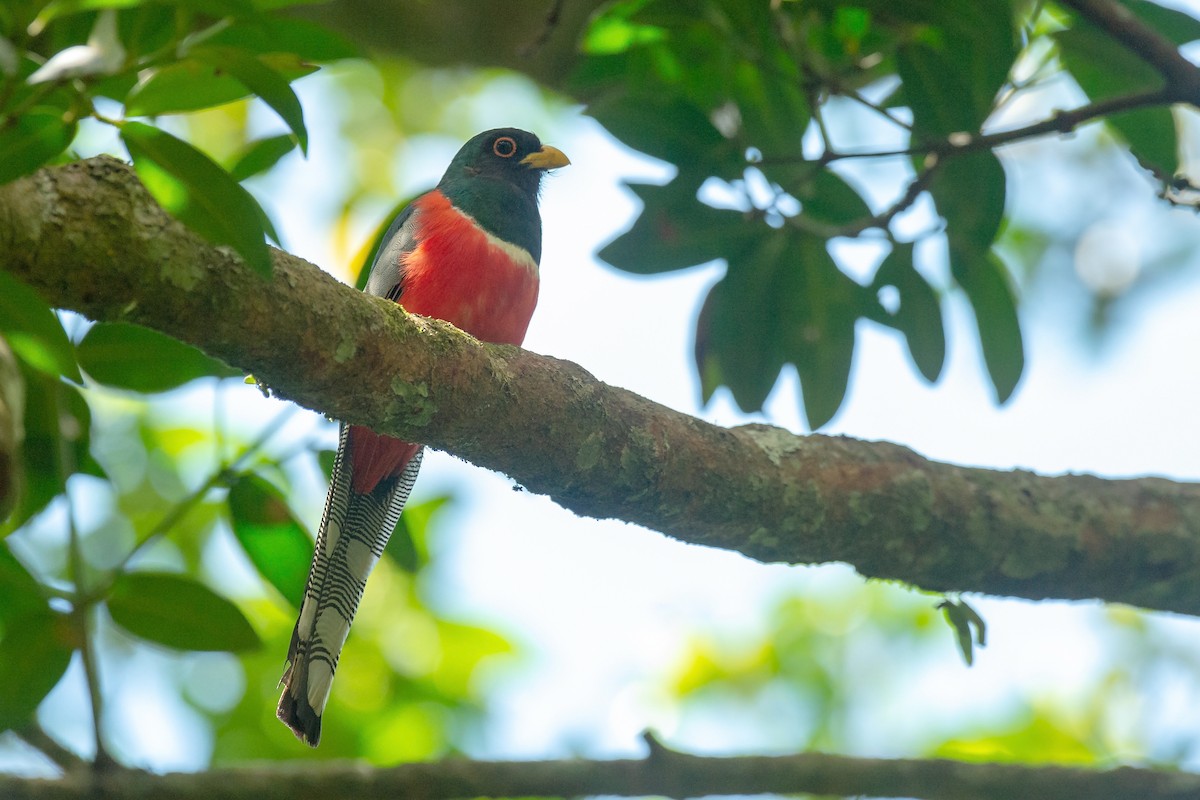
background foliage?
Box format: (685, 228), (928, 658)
(2, 0), (1200, 786)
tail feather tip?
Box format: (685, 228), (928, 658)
(277, 688), (322, 747)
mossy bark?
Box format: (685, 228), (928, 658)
(4, 157), (1200, 617)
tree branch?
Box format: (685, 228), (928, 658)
(4, 157), (1200, 617)
(2, 747), (1198, 800)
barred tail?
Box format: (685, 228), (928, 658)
(277, 423), (423, 746)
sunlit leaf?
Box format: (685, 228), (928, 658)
(108, 571), (261, 652)
(227, 474), (311, 607)
(0, 272), (80, 381)
(121, 121), (273, 277)
(386, 493), (453, 574)
(195, 47), (308, 153)
(0, 112), (76, 186)
(78, 321), (238, 393)
(0, 610), (74, 730)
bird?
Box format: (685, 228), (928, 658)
(277, 128), (569, 746)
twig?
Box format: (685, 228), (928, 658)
(57, 384), (113, 770)
(109, 404), (297, 577)
(14, 723), (88, 774)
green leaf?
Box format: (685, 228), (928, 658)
(4, 369), (98, 533)
(695, 232), (790, 411)
(896, 0), (1017, 136)
(1056, 23), (1178, 179)
(930, 150), (1023, 402)
(34, 0), (252, 28)
(588, 92), (733, 167)
(696, 229), (863, 427)
(124, 52), (316, 118)
(316, 448), (336, 477)
(0, 272), (80, 381)
(125, 60), (252, 117)
(731, 58), (810, 153)
(873, 242), (946, 382)
(934, 149), (1006, 253)
(207, 14), (360, 60)
(120, 121), (273, 277)
(0, 610), (74, 730)
(108, 571), (261, 652)
(780, 233), (861, 429)
(598, 177), (751, 274)
(779, 165), (872, 227)
(0, 346), (21, 523)
(1126, 0), (1200, 46)
(195, 47), (308, 153)
(386, 493), (453, 574)
(954, 250), (1024, 404)
(939, 598), (987, 667)
(78, 321), (238, 393)
(228, 134), (297, 181)
(227, 474), (311, 607)
(0, 112), (77, 186)
(0, 545), (46, 623)
(1106, 107), (1179, 181)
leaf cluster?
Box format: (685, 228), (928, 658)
(579, 0), (1199, 426)
(0, 290), (488, 763)
(1, 0), (359, 276)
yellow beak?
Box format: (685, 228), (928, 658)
(521, 144), (571, 170)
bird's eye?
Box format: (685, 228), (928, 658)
(493, 136), (518, 158)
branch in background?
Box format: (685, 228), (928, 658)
(4, 158), (1200, 619)
(13, 723), (87, 774)
(1, 745), (1197, 800)
(1058, 0), (1200, 102)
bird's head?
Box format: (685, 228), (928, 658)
(441, 128), (570, 198)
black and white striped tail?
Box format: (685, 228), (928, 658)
(277, 423), (423, 746)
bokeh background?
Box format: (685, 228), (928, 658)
(4, 0), (1200, 777)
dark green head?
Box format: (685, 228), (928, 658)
(437, 128), (570, 263)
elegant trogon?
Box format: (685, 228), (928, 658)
(278, 128), (569, 746)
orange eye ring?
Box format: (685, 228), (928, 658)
(493, 136), (518, 158)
